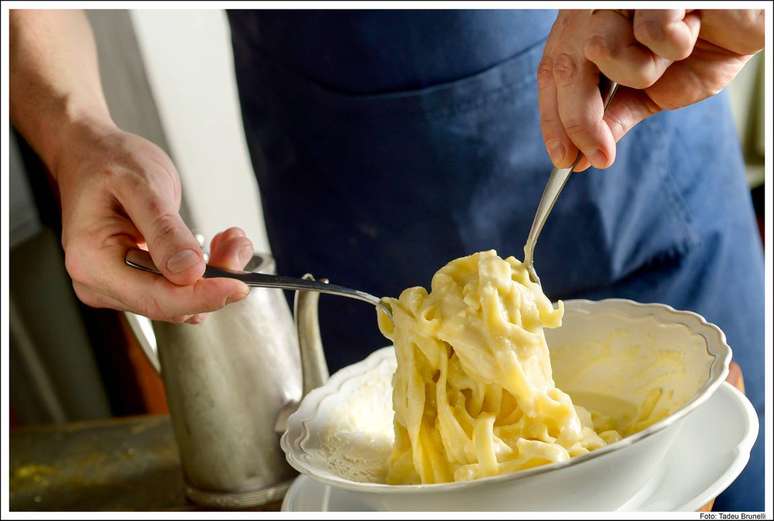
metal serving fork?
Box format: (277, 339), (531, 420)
(124, 248), (393, 317)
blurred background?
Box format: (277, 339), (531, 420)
(8, 10), (766, 427)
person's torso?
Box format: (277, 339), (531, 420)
(227, 10), (556, 94)
(227, 10), (757, 373)
(227, 16), (763, 511)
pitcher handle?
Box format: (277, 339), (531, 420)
(124, 312), (161, 373)
(274, 275), (331, 434)
(293, 274), (330, 396)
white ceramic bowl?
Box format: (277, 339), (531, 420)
(280, 299), (731, 511)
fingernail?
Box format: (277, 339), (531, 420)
(588, 149), (607, 168)
(166, 249), (201, 274)
(547, 140), (565, 164)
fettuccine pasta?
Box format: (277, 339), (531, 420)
(377, 250), (622, 484)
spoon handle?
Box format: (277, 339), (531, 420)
(124, 248), (381, 306)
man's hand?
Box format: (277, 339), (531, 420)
(56, 121), (252, 323)
(538, 9), (764, 171)
(11, 10), (251, 323)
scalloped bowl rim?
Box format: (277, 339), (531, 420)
(280, 298), (732, 494)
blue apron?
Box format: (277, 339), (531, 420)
(227, 10), (764, 511)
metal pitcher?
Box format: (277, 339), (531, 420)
(124, 252), (329, 509)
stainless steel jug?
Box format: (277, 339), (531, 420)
(125, 252), (329, 509)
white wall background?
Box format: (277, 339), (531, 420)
(130, 10), (270, 254)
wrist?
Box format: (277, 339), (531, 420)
(44, 98), (118, 182)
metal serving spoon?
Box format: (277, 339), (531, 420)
(523, 77), (619, 285)
(124, 249), (393, 317)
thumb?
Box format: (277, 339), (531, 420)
(602, 87), (661, 143)
(116, 180), (205, 286)
(574, 87), (661, 172)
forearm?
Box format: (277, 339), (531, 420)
(10, 10), (115, 176)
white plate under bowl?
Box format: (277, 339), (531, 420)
(282, 382), (757, 511)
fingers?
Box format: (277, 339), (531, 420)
(573, 87), (662, 173)
(633, 10), (701, 61)
(553, 50), (616, 170)
(601, 87), (662, 142)
(540, 11), (617, 171)
(726, 360), (745, 393)
(112, 170), (205, 287)
(68, 229), (249, 322)
(538, 15), (579, 168)
(171, 226), (254, 324)
(585, 10), (673, 89)
(73, 279), (200, 324)
(564, 9), (692, 172)
(538, 57), (578, 168)
(698, 9), (764, 56)
(102, 243), (249, 321)
(209, 227), (254, 271)
(538, 56), (579, 168)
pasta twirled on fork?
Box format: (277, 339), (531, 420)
(378, 250), (622, 484)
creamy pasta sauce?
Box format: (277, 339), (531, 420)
(377, 250), (623, 484)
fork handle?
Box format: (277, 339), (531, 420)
(124, 248), (382, 306)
